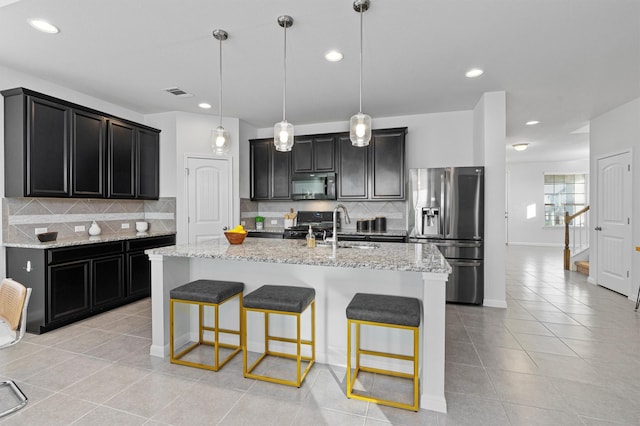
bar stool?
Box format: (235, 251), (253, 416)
(346, 293), (421, 411)
(170, 279), (244, 371)
(242, 285), (315, 387)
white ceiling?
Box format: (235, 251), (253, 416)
(1, 0), (638, 163)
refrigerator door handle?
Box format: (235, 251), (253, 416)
(430, 241), (482, 248)
(448, 259), (482, 267)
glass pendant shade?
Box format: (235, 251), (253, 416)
(212, 126), (230, 154)
(274, 120), (294, 152)
(350, 112), (371, 147)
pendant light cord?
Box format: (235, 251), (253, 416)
(358, 6), (363, 114)
(218, 36), (223, 128)
(283, 23), (287, 122)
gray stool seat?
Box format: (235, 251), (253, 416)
(243, 285), (315, 313)
(171, 279), (243, 304)
(346, 293), (421, 327)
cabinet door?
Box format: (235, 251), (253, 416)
(292, 137), (313, 173)
(314, 136), (335, 172)
(136, 128), (160, 199)
(338, 135), (368, 199)
(271, 149), (291, 199)
(370, 129), (406, 199)
(27, 96), (70, 197)
(108, 120), (136, 198)
(127, 251), (151, 298)
(48, 260), (90, 323)
(93, 255), (124, 308)
(72, 110), (105, 197)
(250, 140), (270, 200)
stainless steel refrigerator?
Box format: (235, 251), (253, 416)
(408, 167), (484, 304)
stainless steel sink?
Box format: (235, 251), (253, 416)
(314, 241), (379, 249)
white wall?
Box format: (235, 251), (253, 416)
(506, 159), (589, 246)
(172, 112), (240, 244)
(474, 92), (507, 308)
(589, 97), (640, 297)
(145, 112), (177, 198)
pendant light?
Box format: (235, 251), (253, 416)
(350, 0), (372, 147)
(212, 29), (230, 154)
(274, 15), (294, 152)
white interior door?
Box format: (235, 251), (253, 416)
(596, 151), (631, 295)
(186, 156), (232, 244)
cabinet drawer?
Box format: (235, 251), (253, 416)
(126, 235), (176, 252)
(48, 241), (124, 264)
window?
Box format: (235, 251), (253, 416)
(544, 173), (587, 226)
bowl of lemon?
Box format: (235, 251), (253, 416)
(224, 225), (248, 245)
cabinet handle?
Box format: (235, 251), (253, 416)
(595, 226), (602, 231)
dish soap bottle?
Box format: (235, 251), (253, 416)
(306, 225), (316, 248)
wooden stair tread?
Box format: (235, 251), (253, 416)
(575, 260), (589, 276)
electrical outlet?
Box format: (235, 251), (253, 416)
(75, 225), (85, 232)
(122, 223), (130, 229)
(240, 220), (246, 226)
(35, 227), (47, 234)
(270, 220), (278, 225)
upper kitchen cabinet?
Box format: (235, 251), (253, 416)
(292, 135), (335, 173)
(369, 127), (406, 200)
(2, 88), (160, 200)
(72, 110), (106, 197)
(250, 138), (291, 200)
(337, 134), (368, 199)
(136, 128), (160, 199)
(4, 93), (70, 197)
(107, 120), (136, 198)
(338, 127), (407, 201)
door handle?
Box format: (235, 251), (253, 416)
(595, 226), (602, 231)
(223, 226), (228, 231)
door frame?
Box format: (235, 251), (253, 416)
(183, 154), (234, 244)
(591, 148), (633, 297)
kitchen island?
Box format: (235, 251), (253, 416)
(146, 238), (450, 412)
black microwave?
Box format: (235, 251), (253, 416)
(291, 172), (336, 200)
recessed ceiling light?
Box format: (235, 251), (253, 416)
(325, 50), (343, 62)
(525, 120), (540, 126)
(198, 103), (212, 109)
(465, 68), (483, 78)
(28, 19), (59, 34)
(512, 143), (529, 151)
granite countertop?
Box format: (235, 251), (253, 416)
(146, 238), (450, 274)
(247, 228), (407, 237)
(4, 231), (176, 249)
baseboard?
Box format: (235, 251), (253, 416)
(588, 276), (597, 285)
(483, 299), (508, 308)
(150, 344), (168, 358)
(507, 242), (564, 247)
(420, 394), (447, 413)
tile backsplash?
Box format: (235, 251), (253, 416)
(240, 198), (407, 231)
(2, 197), (176, 244)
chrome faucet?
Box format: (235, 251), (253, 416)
(326, 204), (351, 249)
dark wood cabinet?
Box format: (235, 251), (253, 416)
(5, 234), (175, 334)
(338, 135), (368, 199)
(93, 255), (124, 308)
(370, 128), (406, 200)
(337, 128), (406, 201)
(72, 110), (106, 197)
(108, 120), (136, 198)
(2, 87), (160, 200)
(48, 260), (91, 323)
(137, 128), (160, 199)
(250, 138), (291, 200)
(250, 128), (405, 201)
(26, 96), (70, 197)
(292, 136), (335, 173)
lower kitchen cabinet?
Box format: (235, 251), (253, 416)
(6, 234), (175, 334)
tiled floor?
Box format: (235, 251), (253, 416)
(1, 245), (640, 425)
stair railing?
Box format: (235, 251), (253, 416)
(564, 205), (590, 270)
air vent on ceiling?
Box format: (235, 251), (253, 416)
(163, 87), (194, 98)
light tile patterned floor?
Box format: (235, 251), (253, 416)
(1, 246), (639, 425)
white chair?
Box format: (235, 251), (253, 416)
(0, 278), (32, 417)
